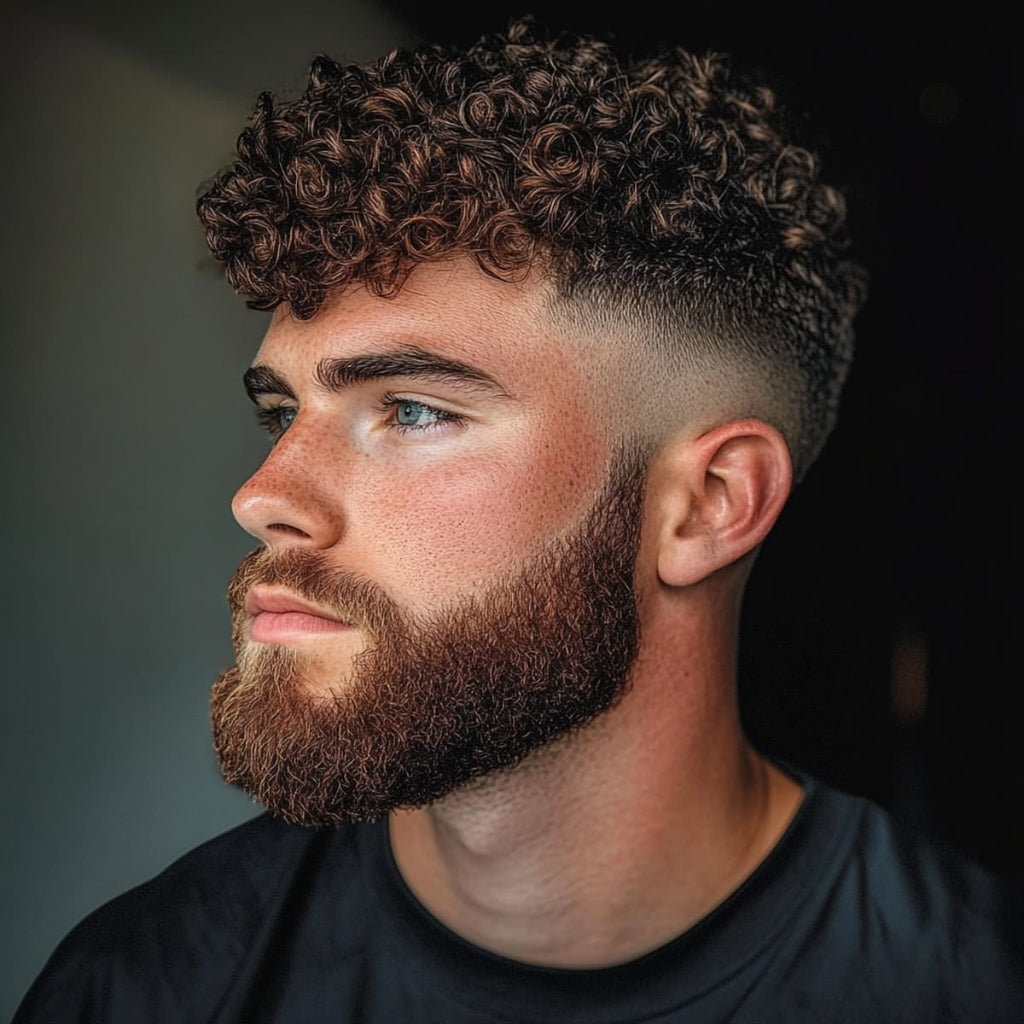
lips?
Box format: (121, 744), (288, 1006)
(246, 587), (355, 643)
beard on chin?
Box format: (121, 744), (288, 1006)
(211, 443), (648, 827)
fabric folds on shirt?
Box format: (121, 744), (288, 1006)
(14, 769), (1024, 1023)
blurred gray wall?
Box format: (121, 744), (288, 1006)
(0, 2), (411, 1016)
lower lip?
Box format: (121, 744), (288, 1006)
(249, 611), (355, 643)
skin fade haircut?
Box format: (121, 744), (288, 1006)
(196, 17), (866, 479)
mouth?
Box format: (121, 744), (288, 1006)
(245, 587), (356, 643)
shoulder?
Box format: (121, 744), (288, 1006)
(826, 782), (1017, 929)
(804, 778), (1024, 1021)
(71, 812), (314, 952)
(13, 814), (332, 1023)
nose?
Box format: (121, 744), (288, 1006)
(231, 426), (346, 550)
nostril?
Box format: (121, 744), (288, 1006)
(268, 522), (312, 538)
(230, 458), (344, 547)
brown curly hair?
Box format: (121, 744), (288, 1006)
(197, 17), (866, 477)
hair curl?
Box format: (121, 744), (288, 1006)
(197, 17), (866, 476)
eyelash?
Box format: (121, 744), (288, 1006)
(254, 405), (294, 441)
(254, 395), (465, 441)
(378, 392), (465, 434)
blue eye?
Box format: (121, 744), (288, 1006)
(381, 394), (463, 433)
(395, 400), (446, 427)
(255, 405), (297, 440)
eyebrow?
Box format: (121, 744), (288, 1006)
(243, 365), (296, 402)
(243, 345), (511, 403)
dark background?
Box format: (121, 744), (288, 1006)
(2, 0), (1017, 1016)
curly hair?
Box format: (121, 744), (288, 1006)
(197, 17), (866, 477)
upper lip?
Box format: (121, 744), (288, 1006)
(246, 587), (349, 623)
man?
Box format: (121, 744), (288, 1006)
(15, 17), (1022, 1023)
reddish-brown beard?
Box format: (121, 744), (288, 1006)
(210, 446), (647, 826)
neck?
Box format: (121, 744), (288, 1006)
(388, 605), (803, 968)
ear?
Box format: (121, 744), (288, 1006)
(650, 419), (793, 588)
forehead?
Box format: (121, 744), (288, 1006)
(254, 261), (628, 404)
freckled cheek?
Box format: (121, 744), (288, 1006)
(348, 437), (603, 607)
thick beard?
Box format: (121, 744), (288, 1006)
(211, 444), (647, 827)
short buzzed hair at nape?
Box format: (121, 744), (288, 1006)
(197, 16), (867, 481)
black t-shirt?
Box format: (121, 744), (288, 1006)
(14, 771), (1024, 1023)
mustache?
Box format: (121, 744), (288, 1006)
(227, 547), (399, 641)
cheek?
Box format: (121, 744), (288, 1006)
(348, 423), (607, 606)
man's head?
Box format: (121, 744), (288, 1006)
(197, 19), (865, 825)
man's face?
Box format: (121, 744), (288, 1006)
(211, 262), (649, 825)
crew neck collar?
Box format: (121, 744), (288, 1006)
(363, 768), (857, 1023)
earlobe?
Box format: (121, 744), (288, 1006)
(654, 420), (793, 588)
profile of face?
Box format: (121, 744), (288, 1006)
(210, 263), (650, 825)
